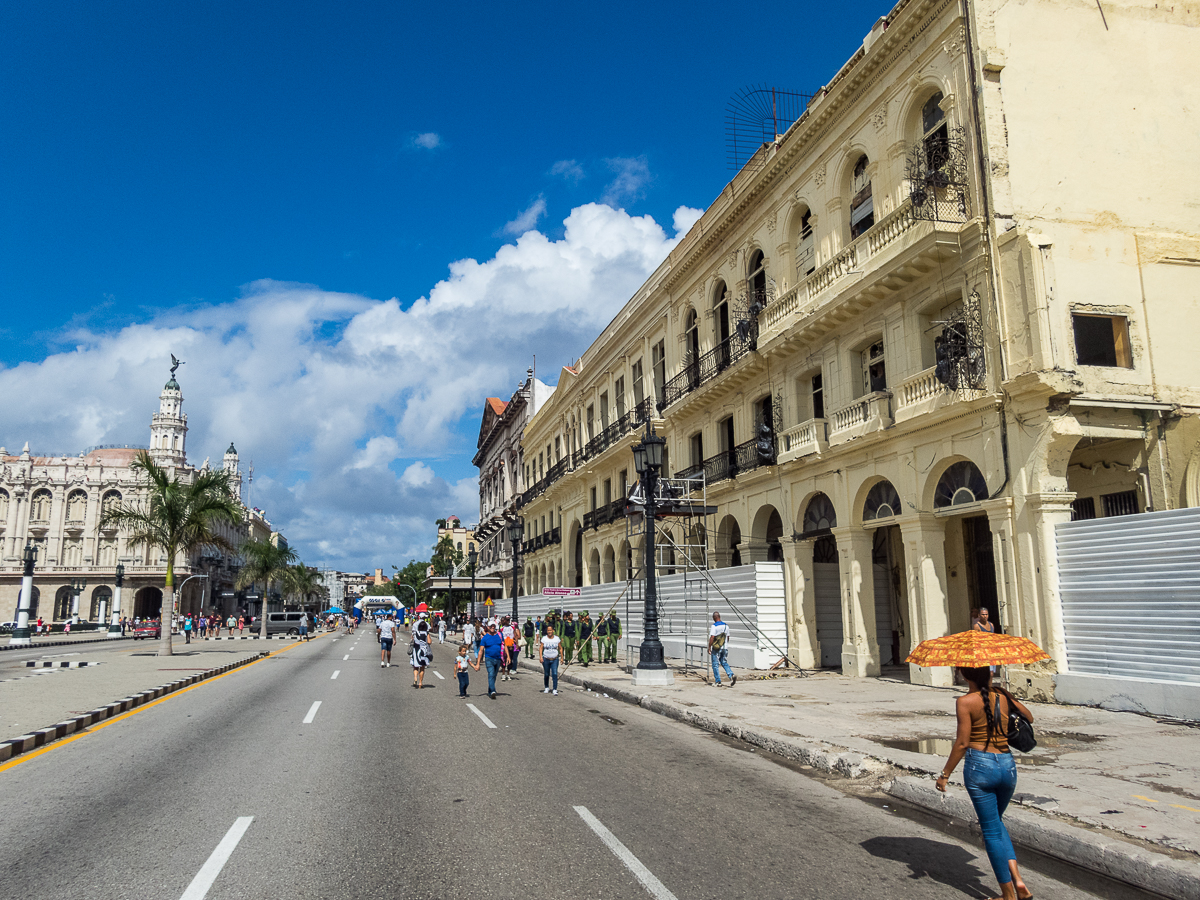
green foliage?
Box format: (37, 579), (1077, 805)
(430, 533), (463, 576)
(284, 564), (323, 607)
(236, 539), (298, 634)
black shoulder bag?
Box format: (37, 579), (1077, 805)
(1001, 695), (1037, 753)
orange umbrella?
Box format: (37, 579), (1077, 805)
(905, 630), (1050, 668)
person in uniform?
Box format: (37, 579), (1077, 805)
(559, 611), (576, 664)
(605, 611), (621, 663)
(594, 613), (609, 663)
(577, 612), (594, 667)
(523, 617), (537, 658)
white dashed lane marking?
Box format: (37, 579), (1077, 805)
(466, 703), (497, 729)
(432, 670), (444, 680)
(331, 670), (340, 680)
(343, 655), (349, 661)
(179, 816), (253, 900)
(574, 806), (679, 900)
(302, 701), (321, 724)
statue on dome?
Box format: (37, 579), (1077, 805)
(170, 354), (184, 377)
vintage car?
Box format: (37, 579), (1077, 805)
(132, 621), (162, 640)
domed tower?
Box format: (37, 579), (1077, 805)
(149, 371), (189, 467)
(223, 442), (242, 499)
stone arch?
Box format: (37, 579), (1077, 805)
(588, 548), (601, 585)
(684, 306), (701, 364)
(851, 475), (903, 526)
(897, 77), (954, 143)
(932, 460), (990, 509)
(134, 586), (163, 620)
(747, 247), (768, 302)
(715, 514), (742, 568)
(786, 199), (817, 281)
(54, 585), (73, 620)
(751, 504), (784, 562)
(568, 521), (584, 587)
(100, 490), (122, 519)
(617, 539), (631, 580)
(30, 488), (53, 522)
(66, 489), (88, 522)
(90, 586), (111, 620)
(602, 544), (616, 583)
(799, 491), (837, 537)
(712, 279), (731, 344)
(0, 488), (8, 521)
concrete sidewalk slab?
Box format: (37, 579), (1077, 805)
(521, 656), (1200, 898)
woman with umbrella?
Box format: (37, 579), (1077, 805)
(907, 631), (1045, 900)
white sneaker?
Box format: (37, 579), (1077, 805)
(380, 661), (385, 667)
(552, 689), (558, 695)
(386, 662), (391, 668)
(542, 688), (550, 693)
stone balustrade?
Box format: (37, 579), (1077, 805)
(895, 365), (946, 410)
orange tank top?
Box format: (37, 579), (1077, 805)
(969, 694), (1009, 751)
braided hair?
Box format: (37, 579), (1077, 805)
(960, 666), (996, 747)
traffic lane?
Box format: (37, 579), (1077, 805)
(396, 674), (1099, 900)
(0, 635), (339, 899)
(0, 636), (141, 665)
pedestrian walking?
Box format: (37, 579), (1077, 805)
(454, 643), (475, 697)
(476, 622), (505, 699)
(604, 611), (621, 663)
(937, 667), (1034, 900)
(523, 617), (536, 659)
(438, 617), (446, 644)
(237, 615), (245, 634)
(539, 624), (561, 695)
(559, 611), (577, 664)
(410, 620), (432, 688)
(708, 612), (736, 686)
(226, 614), (236, 636)
(577, 611), (594, 667)
(378, 613), (397, 667)
(297, 611), (309, 642)
(183, 615), (193, 643)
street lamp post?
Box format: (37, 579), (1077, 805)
(631, 423), (673, 685)
(10, 543), (38, 646)
(175, 574), (208, 632)
(468, 549), (478, 621)
(506, 519), (523, 622)
(108, 563), (124, 637)
(69, 577), (87, 625)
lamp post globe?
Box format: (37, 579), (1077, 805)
(506, 519), (523, 621)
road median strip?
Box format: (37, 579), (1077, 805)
(519, 658), (1200, 900)
(24, 660), (100, 668)
(0, 651), (270, 766)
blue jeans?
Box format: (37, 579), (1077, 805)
(484, 656), (502, 694)
(711, 647), (734, 683)
(543, 657), (559, 690)
(963, 748), (1018, 884)
(457, 671), (469, 696)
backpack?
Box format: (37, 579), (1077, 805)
(711, 626), (728, 651)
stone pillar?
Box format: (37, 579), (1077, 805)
(1025, 493), (1075, 676)
(780, 537), (819, 668)
(833, 526), (880, 677)
(897, 513), (952, 686)
(739, 540), (769, 564)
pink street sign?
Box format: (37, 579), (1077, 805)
(541, 587), (582, 597)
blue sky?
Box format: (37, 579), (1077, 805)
(1, 0), (887, 571)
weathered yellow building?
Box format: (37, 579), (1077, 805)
(514, 0), (1200, 700)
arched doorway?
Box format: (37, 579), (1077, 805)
(802, 493), (841, 667)
(90, 586), (112, 622)
(752, 505), (784, 562)
(25, 586), (40, 618)
(134, 586), (163, 620)
(933, 461), (998, 632)
(588, 549), (601, 585)
(574, 529), (584, 587)
(864, 480), (903, 665)
(55, 586), (73, 621)
(602, 545), (615, 583)
(716, 514), (741, 568)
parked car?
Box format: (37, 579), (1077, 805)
(0, 621), (17, 632)
(133, 621), (161, 640)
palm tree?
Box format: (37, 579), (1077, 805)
(236, 538), (297, 637)
(284, 564), (323, 611)
(99, 451), (241, 657)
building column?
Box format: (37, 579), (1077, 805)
(1024, 492), (1075, 679)
(897, 513), (952, 686)
(738, 540), (769, 564)
(833, 526), (880, 677)
(780, 537), (819, 669)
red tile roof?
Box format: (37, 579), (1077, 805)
(486, 397), (507, 415)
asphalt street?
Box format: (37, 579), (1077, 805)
(0, 629), (1110, 899)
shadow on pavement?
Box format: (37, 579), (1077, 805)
(860, 835), (993, 897)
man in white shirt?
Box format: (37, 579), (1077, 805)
(378, 614), (398, 668)
(708, 612), (736, 686)
(463, 620), (477, 655)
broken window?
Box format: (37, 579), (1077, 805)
(748, 250), (767, 303)
(796, 208), (815, 277)
(862, 341), (887, 394)
(849, 155), (874, 239)
(812, 373), (825, 419)
(922, 92), (949, 182)
(1073, 314), (1132, 368)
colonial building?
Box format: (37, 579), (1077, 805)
(0, 370), (285, 624)
(472, 368), (554, 596)
(515, 0), (1200, 700)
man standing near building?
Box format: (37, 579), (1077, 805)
(605, 611), (621, 663)
(559, 611), (577, 665)
(577, 611), (594, 667)
(708, 611), (736, 686)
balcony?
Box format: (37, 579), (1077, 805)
(777, 418), (829, 464)
(658, 322), (758, 412)
(677, 434), (776, 487)
(828, 392), (893, 445)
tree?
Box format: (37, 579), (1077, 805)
(284, 564), (323, 610)
(99, 450), (241, 657)
(430, 534), (463, 576)
(236, 538), (298, 638)
(391, 559), (429, 608)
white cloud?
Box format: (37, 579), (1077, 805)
(411, 132), (441, 150)
(0, 203), (698, 571)
(502, 196), (547, 236)
(549, 159), (585, 183)
(674, 206), (704, 236)
(601, 156), (652, 207)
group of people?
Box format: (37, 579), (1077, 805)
(180, 613), (246, 642)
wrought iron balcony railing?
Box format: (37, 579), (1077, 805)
(658, 315), (760, 412)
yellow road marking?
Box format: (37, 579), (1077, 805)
(0, 635), (315, 774)
(1132, 795), (1159, 803)
(1170, 803), (1200, 813)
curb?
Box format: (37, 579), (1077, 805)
(519, 659), (1200, 899)
(0, 651), (268, 765)
(25, 660), (100, 668)
(0, 636), (135, 651)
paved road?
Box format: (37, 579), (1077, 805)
(0, 630), (1108, 899)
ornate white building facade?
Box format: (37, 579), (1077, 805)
(0, 371), (281, 623)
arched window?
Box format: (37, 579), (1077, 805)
(90, 586), (112, 620)
(849, 155), (874, 239)
(713, 280), (730, 345)
(748, 250), (767, 304)
(55, 586), (73, 620)
(684, 308), (700, 365)
(934, 461), (989, 508)
(863, 480), (902, 521)
(796, 207), (815, 278)
(30, 489), (52, 522)
(66, 489), (87, 522)
(0, 489), (8, 521)
(101, 490), (122, 517)
(921, 92), (949, 180)
(802, 493), (837, 536)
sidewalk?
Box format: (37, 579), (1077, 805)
(0, 632), (134, 651)
(0, 643), (270, 747)
(520, 655), (1200, 899)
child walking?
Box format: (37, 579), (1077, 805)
(454, 643), (476, 698)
